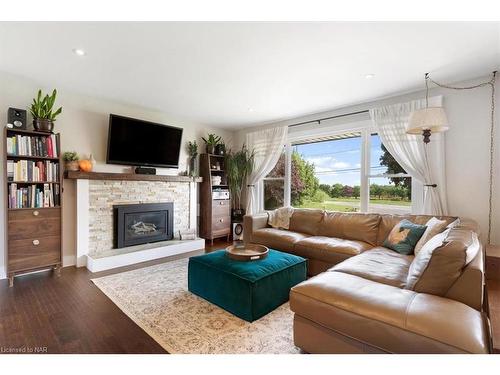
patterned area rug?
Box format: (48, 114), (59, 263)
(92, 258), (300, 354)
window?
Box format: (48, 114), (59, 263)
(292, 133), (362, 212)
(260, 123), (417, 214)
(262, 150), (285, 210)
(367, 134), (411, 214)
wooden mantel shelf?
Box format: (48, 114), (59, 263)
(64, 170), (202, 183)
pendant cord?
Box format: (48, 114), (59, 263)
(427, 71), (497, 244)
(425, 73), (429, 108)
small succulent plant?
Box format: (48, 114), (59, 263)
(62, 151), (79, 162)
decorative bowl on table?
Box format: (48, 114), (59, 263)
(225, 243), (269, 261)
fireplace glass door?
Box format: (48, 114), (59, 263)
(125, 210), (167, 243)
(114, 202), (173, 248)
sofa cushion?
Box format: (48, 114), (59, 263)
(289, 208), (324, 236)
(406, 227), (478, 296)
(290, 271), (489, 354)
(414, 217), (448, 256)
(329, 247), (413, 288)
(383, 219), (427, 255)
(319, 212), (380, 246)
(293, 236), (372, 265)
(252, 228), (310, 252)
(377, 214), (457, 246)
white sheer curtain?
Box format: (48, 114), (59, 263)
(245, 126), (288, 215)
(370, 98), (448, 215)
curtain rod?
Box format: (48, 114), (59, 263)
(288, 109), (369, 128)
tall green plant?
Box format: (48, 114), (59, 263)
(225, 145), (255, 210)
(187, 140), (198, 158)
(29, 89), (63, 121)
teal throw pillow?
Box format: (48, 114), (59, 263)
(383, 219), (427, 255)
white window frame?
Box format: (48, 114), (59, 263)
(261, 119), (423, 213)
(364, 128), (421, 213)
(260, 145), (289, 211)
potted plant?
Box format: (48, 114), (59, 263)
(215, 140), (226, 156)
(62, 151), (79, 171)
(202, 133), (221, 154)
(29, 89), (63, 132)
(225, 145), (255, 222)
(187, 140), (198, 177)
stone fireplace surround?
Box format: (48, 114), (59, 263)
(69, 171), (204, 272)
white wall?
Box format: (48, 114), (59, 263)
(0, 71), (234, 278)
(235, 75), (500, 245)
(1, 72), (498, 279)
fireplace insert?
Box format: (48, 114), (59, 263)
(114, 202), (173, 248)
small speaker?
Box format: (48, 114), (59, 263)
(232, 222), (244, 241)
(7, 107), (27, 130)
(134, 166), (156, 175)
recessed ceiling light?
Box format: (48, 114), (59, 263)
(73, 48), (86, 56)
(247, 107), (254, 112)
(365, 74), (375, 80)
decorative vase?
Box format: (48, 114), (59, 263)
(188, 156), (197, 177)
(206, 144), (215, 154)
(33, 118), (54, 133)
(89, 153), (96, 170)
(65, 161), (80, 171)
(215, 144), (226, 156)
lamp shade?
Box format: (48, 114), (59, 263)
(407, 107), (449, 134)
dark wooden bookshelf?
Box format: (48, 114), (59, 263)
(6, 128), (58, 136)
(7, 154), (60, 161)
(4, 127), (63, 287)
(8, 206), (61, 211)
(8, 181), (60, 184)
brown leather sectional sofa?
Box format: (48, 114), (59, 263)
(243, 209), (491, 354)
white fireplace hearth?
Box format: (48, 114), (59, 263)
(68, 171), (204, 272)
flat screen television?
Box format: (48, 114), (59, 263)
(106, 114), (183, 168)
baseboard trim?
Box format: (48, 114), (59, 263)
(62, 255), (76, 268)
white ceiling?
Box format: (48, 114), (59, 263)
(0, 22), (499, 129)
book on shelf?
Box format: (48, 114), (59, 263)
(8, 183), (60, 209)
(6, 133), (58, 158)
(6, 159), (59, 182)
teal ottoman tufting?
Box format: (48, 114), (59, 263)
(188, 249), (307, 322)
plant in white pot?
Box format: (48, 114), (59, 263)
(225, 145), (254, 222)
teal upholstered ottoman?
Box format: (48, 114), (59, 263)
(188, 249), (307, 322)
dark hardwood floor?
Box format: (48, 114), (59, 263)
(3, 239), (499, 354)
(0, 239), (230, 354)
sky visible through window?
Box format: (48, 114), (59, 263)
(294, 134), (391, 186)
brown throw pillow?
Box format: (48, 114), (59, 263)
(406, 227), (477, 296)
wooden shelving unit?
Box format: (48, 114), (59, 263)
(199, 154), (231, 245)
(4, 127), (63, 286)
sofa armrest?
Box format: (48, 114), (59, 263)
(243, 213), (269, 243)
(290, 271), (490, 353)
